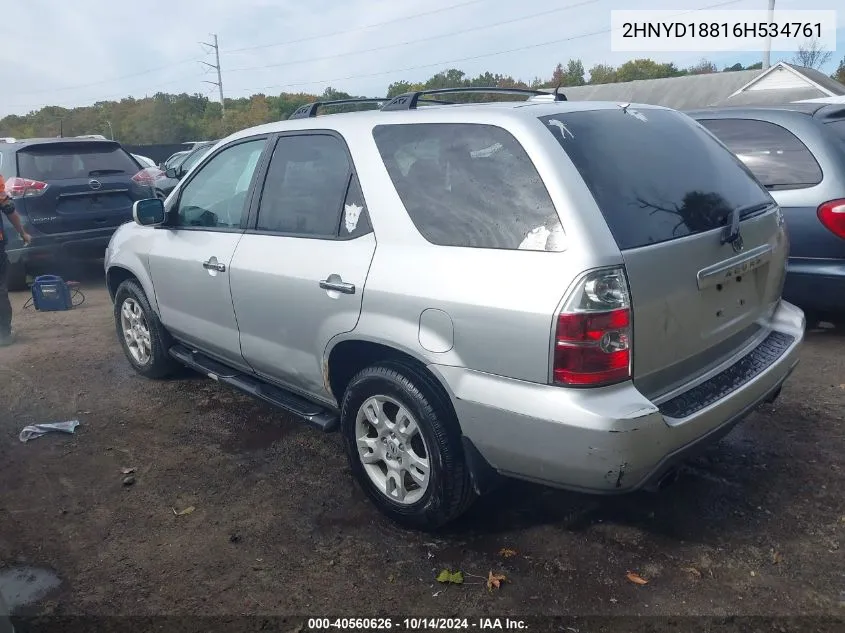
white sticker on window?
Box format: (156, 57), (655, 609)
(344, 203), (363, 233)
(518, 225), (552, 250)
(548, 119), (575, 139)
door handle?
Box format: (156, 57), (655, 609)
(319, 279), (355, 294)
(202, 259), (226, 272)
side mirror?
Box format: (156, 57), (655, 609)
(133, 198), (166, 226)
(165, 167), (178, 179)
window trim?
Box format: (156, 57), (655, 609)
(245, 129), (373, 241)
(697, 117), (824, 191)
(371, 121), (561, 252)
(162, 135), (272, 234)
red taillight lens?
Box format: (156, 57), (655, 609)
(5, 176), (48, 198)
(553, 268), (632, 388)
(131, 168), (160, 186)
(818, 199), (845, 239)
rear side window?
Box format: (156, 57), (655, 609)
(256, 134), (356, 237)
(17, 143), (139, 181)
(540, 109), (774, 251)
(697, 118), (822, 190)
(372, 123), (563, 251)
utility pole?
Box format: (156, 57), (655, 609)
(200, 33), (225, 118)
(763, 0), (775, 69)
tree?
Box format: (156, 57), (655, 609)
(588, 63), (617, 84)
(833, 57), (845, 84)
(615, 58), (685, 82)
(551, 59), (585, 87)
(688, 58), (717, 75)
(792, 39), (832, 70)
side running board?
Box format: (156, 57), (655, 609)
(168, 344), (339, 432)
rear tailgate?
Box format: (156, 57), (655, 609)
(16, 141), (148, 233)
(540, 107), (789, 399)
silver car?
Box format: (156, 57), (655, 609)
(105, 89), (804, 529)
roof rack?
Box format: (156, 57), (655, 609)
(381, 87), (566, 112)
(289, 98), (390, 120)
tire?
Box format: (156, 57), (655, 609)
(6, 260), (27, 292)
(340, 361), (475, 530)
(113, 279), (178, 379)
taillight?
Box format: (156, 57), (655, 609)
(818, 199), (845, 239)
(5, 176), (48, 198)
(131, 168), (160, 186)
(553, 267), (632, 387)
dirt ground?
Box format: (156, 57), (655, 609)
(1, 268), (844, 627)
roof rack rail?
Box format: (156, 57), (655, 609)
(289, 98), (390, 120)
(381, 86), (566, 111)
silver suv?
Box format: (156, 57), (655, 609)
(105, 88), (805, 530)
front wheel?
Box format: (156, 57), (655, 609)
(113, 279), (178, 378)
(340, 362), (475, 530)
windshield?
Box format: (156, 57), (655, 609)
(540, 108), (774, 250)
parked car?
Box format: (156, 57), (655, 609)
(154, 141), (216, 198)
(687, 103), (845, 324)
(0, 137), (156, 290)
(132, 153), (157, 168)
(160, 150), (190, 171)
(105, 90), (804, 529)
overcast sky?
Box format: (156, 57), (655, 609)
(1, 0), (843, 116)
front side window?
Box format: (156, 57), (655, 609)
(372, 123), (563, 251)
(256, 135), (353, 237)
(698, 118), (823, 190)
(175, 139), (266, 229)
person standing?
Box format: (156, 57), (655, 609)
(0, 175), (32, 346)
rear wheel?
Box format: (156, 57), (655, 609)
(6, 260), (27, 291)
(340, 362), (475, 530)
(113, 279), (178, 378)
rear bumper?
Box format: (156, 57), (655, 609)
(3, 225), (121, 265)
(431, 300), (805, 494)
(782, 257), (845, 315)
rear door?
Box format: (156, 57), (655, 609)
(15, 141), (148, 234)
(541, 107), (788, 399)
(230, 132), (376, 400)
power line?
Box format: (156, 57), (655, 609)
(227, 1), (599, 73)
(222, 0), (489, 55)
(235, 0), (748, 96)
(200, 34), (226, 117)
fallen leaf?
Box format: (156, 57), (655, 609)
(750, 570), (757, 577)
(626, 571), (649, 586)
(771, 551), (783, 565)
(487, 571), (506, 592)
(436, 569), (464, 584)
(122, 475), (135, 486)
(681, 567), (702, 578)
(121, 467), (135, 474)
(173, 506), (195, 516)
(499, 548), (517, 558)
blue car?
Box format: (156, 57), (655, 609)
(687, 103), (845, 324)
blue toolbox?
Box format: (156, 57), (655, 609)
(30, 275), (73, 311)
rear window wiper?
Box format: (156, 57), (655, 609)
(721, 201), (774, 246)
(88, 169), (125, 176)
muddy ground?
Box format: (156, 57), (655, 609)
(0, 268), (843, 628)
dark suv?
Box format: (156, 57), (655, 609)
(0, 137), (155, 289)
(686, 103), (845, 323)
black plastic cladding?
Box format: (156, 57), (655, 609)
(381, 87), (568, 111)
(658, 331), (795, 419)
(288, 98), (390, 120)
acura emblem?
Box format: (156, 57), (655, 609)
(88, 179), (102, 190)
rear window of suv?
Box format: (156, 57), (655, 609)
(372, 123), (564, 251)
(697, 118), (823, 190)
(539, 108), (774, 251)
(17, 142), (139, 181)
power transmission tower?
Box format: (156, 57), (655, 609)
(763, 0), (775, 69)
(200, 33), (225, 117)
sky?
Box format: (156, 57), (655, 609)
(1, 0), (843, 117)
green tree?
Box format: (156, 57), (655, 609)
(615, 58), (685, 82)
(550, 59), (585, 87)
(832, 57), (845, 84)
(688, 58), (717, 75)
(588, 63), (617, 84)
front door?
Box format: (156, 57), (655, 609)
(230, 133), (376, 400)
(148, 137), (268, 368)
